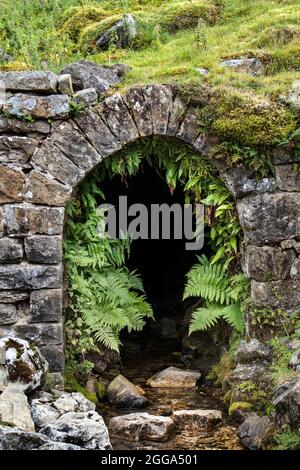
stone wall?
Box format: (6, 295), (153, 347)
(0, 68), (299, 372)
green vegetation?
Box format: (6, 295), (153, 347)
(228, 401), (253, 415)
(0, 0), (299, 99)
(184, 255), (249, 334)
(273, 426), (300, 450)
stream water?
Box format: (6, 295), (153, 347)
(100, 338), (242, 450)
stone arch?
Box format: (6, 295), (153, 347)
(1, 78), (300, 374)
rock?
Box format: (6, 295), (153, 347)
(0, 71), (58, 93)
(220, 58), (265, 76)
(0, 304), (17, 325)
(0, 238), (23, 263)
(0, 264), (62, 290)
(4, 204), (65, 237)
(39, 442), (83, 450)
(289, 349), (300, 371)
(251, 279), (300, 308)
(172, 409), (222, 431)
(57, 74), (73, 95)
(25, 169), (72, 206)
(39, 345), (64, 373)
(280, 80), (300, 112)
(243, 245), (294, 281)
(96, 14), (137, 50)
(287, 339), (300, 351)
(0, 291), (29, 303)
(0, 165), (25, 203)
(31, 142), (83, 187)
(291, 258), (300, 279)
(107, 374), (148, 409)
(235, 339), (272, 364)
(40, 411), (112, 449)
(195, 67), (209, 76)
(53, 392), (96, 414)
(29, 289), (62, 323)
(30, 401), (60, 429)
(0, 48), (12, 62)
(61, 60), (129, 96)
(0, 425), (51, 450)
(276, 164), (300, 192)
(229, 404), (256, 425)
(0, 324), (63, 348)
(238, 415), (274, 450)
(24, 235), (62, 264)
(237, 193), (300, 246)
(230, 363), (270, 385)
(0, 383), (35, 431)
(0, 337), (48, 393)
(158, 317), (178, 339)
(108, 412), (175, 442)
(0, 117), (50, 135)
(147, 366), (200, 388)
(0, 135), (38, 167)
(274, 378), (300, 427)
(3, 93), (69, 119)
(73, 88), (98, 107)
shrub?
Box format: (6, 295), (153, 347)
(160, 1), (222, 32)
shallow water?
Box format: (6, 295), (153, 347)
(100, 340), (242, 450)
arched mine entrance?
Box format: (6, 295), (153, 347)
(64, 136), (242, 450)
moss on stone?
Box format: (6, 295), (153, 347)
(97, 382), (106, 401)
(159, 1), (222, 32)
(61, 6), (114, 43)
(207, 352), (235, 387)
(79, 15), (123, 52)
(229, 401), (253, 415)
(0, 61), (29, 71)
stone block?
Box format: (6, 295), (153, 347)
(5, 204), (65, 236)
(0, 136), (38, 166)
(0, 264), (62, 289)
(40, 345), (65, 372)
(73, 88), (97, 107)
(58, 74), (73, 95)
(0, 303), (17, 325)
(0, 71), (58, 93)
(123, 87), (153, 137)
(49, 121), (103, 171)
(0, 323), (64, 347)
(0, 165), (25, 203)
(291, 258), (300, 279)
(0, 117), (50, 135)
(142, 84), (173, 135)
(31, 143), (84, 187)
(30, 289), (62, 323)
(25, 235), (62, 264)
(25, 170), (71, 206)
(237, 193), (300, 246)
(251, 279), (300, 308)
(0, 291), (29, 303)
(100, 93), (139, 145)
(167, 95), (186, 136)
(276, 164), (300, 192)
(0, 238), (23, 263)
(176, 107), (200, 144)
(3, 94), (69, 119)
(74, 110), (121, 157)
(243, 245), (295, 281)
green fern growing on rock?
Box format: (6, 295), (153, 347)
(184, 255), (247, 334)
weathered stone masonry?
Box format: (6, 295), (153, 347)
(0, 69), (299, 373)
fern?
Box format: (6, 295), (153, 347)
(184, 255), (247, 334)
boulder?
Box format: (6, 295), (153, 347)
(57, 74), (73, 95)
(0, 383), (35, 431)
(220, 58), (265, 76)
(61, 60), (130, 96)
(53, 392), (96, 414)
(274, 377), (300, 426)
(147, 366), (201, 388)
(107, 374), (148, 409)
(238, 415), (274, 450)
(96, 14), (137, 50)
(0, 425), (51, 450)
(172, 409), (222, 431)
(108, 412), (175, 442)
(0, 337), (48, 393)
(235, 339), (272, 364)
(40, 411), (112, 450)
(243, 245), (294, 282)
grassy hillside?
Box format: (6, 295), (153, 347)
(0, 0), (299, 98)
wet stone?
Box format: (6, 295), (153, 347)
(30, 289), (62, 323)
(25, 235), (62, 264)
